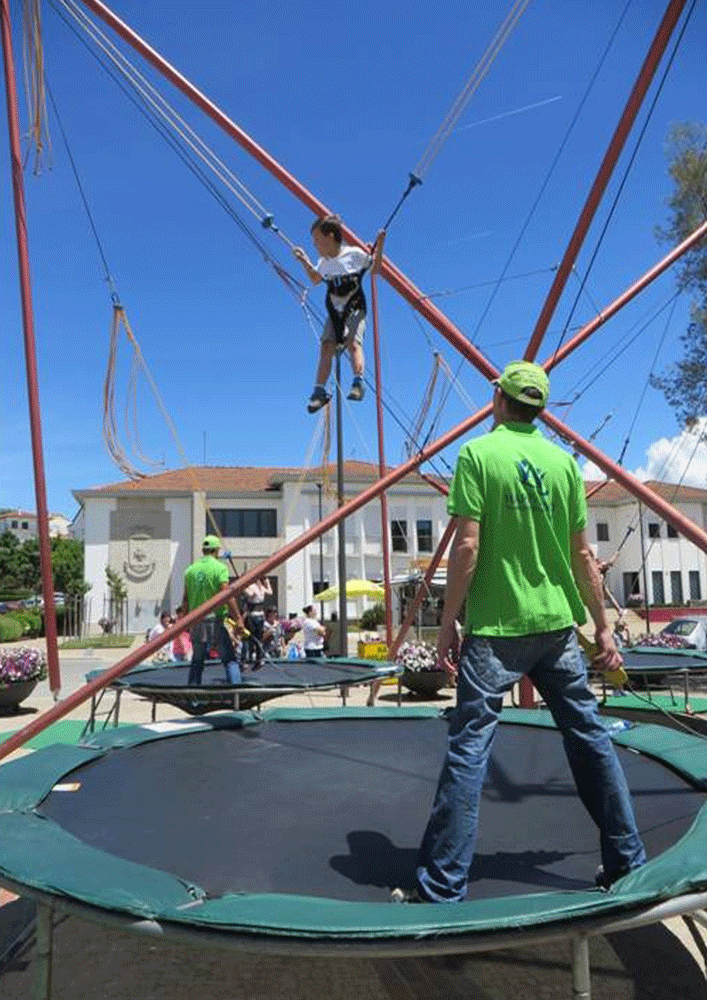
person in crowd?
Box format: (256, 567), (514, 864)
(394, 361), (646, 904)
(241, 574), (273, 669)
(147, 610), (173, 662)
(293, 215), (385, 412)
(262, 606), (285, 658)
(171, 606), (193, 663)
(301, 604), (326, 658)
(180, 535), (242, 687)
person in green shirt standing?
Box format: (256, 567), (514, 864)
(394, 361), (645, 904)
(180, 535), (243, 687)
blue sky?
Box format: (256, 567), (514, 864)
(1, 0), (706, 518)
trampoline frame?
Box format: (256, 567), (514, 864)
(8, 880), (707, 1000)
(2, 706), (707, 999)
(84, 658), (404, 732)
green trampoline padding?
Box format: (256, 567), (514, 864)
(0, 706), (705, 941)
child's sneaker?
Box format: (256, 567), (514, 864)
(347, 379), (365, 402)
(307, 387), (331, 413)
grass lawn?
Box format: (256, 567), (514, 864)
(59, 635), (137, 649)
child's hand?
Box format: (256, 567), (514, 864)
(292, 246), (306, 261)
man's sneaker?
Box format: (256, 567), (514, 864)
(390, 887), (425, 903)
(347, 379), (365, 402)
(595, 864), (636, 891)
(307, 387), (331, 413)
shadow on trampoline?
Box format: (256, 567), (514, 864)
(330, 831), (590, 895)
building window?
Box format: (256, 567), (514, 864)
(667, 524), (679, 539)
(21, 521), (28, 530)
(596, 522), (609, 542)
(652, 571), (665, 605)
(670, 571), (683, 605)
(11, 520), (17, 529)
(391, 519), (408, 553)
(648, 523), (660, 539)
(208, 509), (277, 537)
(689, 571), (701, 602)
(313, 579), (329, 597)
(416, 519), (433, 553)
(622, 571), (640, 606)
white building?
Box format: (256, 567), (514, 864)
(586, 480), (707, 609)
(72, 467), (707, 635)
(73, 462), (451, 635)
(0, 509), (73, 541)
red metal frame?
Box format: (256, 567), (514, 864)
(0, 0), (700, 752)
(524, 0), (688, 361)
(0, 0), (61, 695)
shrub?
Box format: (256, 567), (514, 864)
(359, 602), (386, 631)
(0, 615), (23, 642)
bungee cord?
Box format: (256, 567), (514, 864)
(379, 0), (532, 233)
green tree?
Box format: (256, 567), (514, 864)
(651, 123), (707, 427)
(15, 537), (40, 590)
(0, 531), (22, 591)
(51, 537), (91, 596)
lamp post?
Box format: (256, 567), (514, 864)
(316, 482), (324, 621)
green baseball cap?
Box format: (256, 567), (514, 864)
(202, 534), (221, 551)
(494, 361), (549, 407)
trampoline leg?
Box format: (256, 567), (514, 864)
(341, 684), (347, 706)
(115, 689), (122, 727)
(35, 903), (53, 1000)
(571, 935), (591, 1000)
(151, 696), (157, 723)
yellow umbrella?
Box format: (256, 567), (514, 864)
(315, 579), (385, 602)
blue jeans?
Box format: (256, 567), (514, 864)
(417, 628), (646, 902)
(188, 619), (241, 687)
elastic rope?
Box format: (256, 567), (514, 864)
(413, 0), (531, 180)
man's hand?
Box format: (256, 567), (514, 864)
(590, 625), (623, 673)
(436, 621), (460, 682)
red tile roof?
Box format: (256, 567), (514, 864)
(74, 462), (448, 497)
(584, 480), (707, 505)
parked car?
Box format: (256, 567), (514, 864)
(659, 616), (707, 651)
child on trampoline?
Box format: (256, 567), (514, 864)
(293, 215), (385, 413)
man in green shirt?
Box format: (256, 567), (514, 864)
(398, 362), (645, 903)
(181, 535), (242, 687)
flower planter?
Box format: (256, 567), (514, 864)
(401, 668), (446, 696)
(0, 679), (38, 710)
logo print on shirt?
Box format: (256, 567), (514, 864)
(516, 459), (550, 511)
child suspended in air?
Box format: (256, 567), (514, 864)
(293, 216), (385, 413)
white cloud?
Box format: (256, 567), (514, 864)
(581, 418), (707, 486)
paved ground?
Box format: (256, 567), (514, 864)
(1, 637), (706, 998)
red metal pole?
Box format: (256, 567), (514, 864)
(369, 274), (393, 647)
(0, 0), (61, 696)
(523, 0), (688, 362)
(542, 410), (707, 553)
(543, 218), (707, 373)
(0, 401), (495, 761)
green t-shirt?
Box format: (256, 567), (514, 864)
(184, 555), (229, 619)
(448, 422), (587, 636)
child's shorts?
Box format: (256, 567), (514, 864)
(322, 309), (366, 347)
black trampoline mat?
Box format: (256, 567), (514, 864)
(622, 650), (707, 672)
(114, 660), (391, 690)
(39, 718), (706, 903)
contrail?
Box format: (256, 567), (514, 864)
(454, 95), (562, 132)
